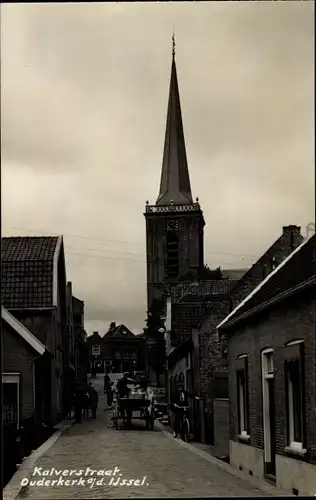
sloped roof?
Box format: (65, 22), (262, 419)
(2, 306), (46, 355)
(1, 236), (61, 309)
(156, 53), (193, 206)
(229, 228), (304, 295)
(217, 235), (315, 330)
(221, 269), (249, 281)
(105, 324), (135, 338)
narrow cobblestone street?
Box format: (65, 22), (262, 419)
(14, 382), (274, 499)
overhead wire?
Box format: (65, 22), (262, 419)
(3, 224), (261, 261)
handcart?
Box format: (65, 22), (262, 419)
(113, 397), (155, 430)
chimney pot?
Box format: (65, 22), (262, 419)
(282, 225), (301, 234)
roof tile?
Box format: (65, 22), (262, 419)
(1, 237), (58, 309)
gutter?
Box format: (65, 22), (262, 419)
(218, 277), (315, 332)
(52, 236), (63, 307)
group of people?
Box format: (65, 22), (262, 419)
(73, 381), (99, 423)
(70, 372), (190, 437)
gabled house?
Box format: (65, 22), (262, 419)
(1, 236), (68, 423)
(2, 306), (53, 485)
(2, 306), (52, 427)
(217, 235), (315, 495)
(87, 323), (146, 374)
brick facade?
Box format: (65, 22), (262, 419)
(219, 235), (316, 494)
(228, 291), (316, 462)
(87, 329), (146, 374)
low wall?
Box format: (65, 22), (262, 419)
(230, 440), (316, 495)
(229, 440), (264, 478)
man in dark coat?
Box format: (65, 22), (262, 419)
(117, 373), (132, 424)
(171, 383), (189, 438)
(88, 382), (98, 419)
(73, 382), (85, 423)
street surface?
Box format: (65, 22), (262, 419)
(16, 375), (272, 499)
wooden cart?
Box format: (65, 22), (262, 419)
(113, 398), (155, 430)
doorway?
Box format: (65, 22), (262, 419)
(261, 349), (276, 478)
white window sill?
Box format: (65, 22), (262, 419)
(284, 445), (307, 457)
(238, 433), (250, 443)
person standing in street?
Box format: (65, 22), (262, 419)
(88, 382), (99, 419)
(117, 372), (132, 425)
(172, 383), (189, 438)
(73, 382), (85, 423)
(104, 372), (113, 408)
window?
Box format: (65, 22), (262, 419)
(166, 232), (179, 277)
(2, 373), (20, 427)
(74, 314), (83, 325)
(284, 342), (305, 451)
(186, 369), (193, 396)
(237, 370), (248, 435)
(286, 361), (302, 446)
(236, 355), (249, 438)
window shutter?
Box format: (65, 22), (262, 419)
(235, 356), (249, 433)
(283, 342), (305, 447)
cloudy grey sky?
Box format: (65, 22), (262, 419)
(1, 2), (314, 335)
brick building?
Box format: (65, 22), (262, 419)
(87, 323), (146, 374)
(1, 236), (68, 423)
(165, 225), (306, 452)
(2, 307), (51, 427)
(72, 295), (88, 384)
(217, 235), (316, 495)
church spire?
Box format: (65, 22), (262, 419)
(156, 36), (193, 206)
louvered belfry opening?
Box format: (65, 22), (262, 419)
(166, 231), (179, 278)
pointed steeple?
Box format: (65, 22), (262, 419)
(156, 36), (193, 206)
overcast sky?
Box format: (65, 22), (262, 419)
(1, 2), (314, 335)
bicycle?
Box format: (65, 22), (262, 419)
(173, 404), (190, 442)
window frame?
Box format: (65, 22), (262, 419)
(2, 373), (21, 428)
(235, 355), (250, 441)
(284, 340), (305, 453)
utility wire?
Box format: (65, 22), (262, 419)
(3, 224), (143, 247)
(3, 224), (260, 260)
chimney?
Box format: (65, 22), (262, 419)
(282, 225), (302, 251)
(282, 225), (301, 234)
(93, 331), (98, 336)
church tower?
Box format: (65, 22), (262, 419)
(145, 37), (205, 309)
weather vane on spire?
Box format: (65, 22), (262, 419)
(172, 28), (176, 59)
